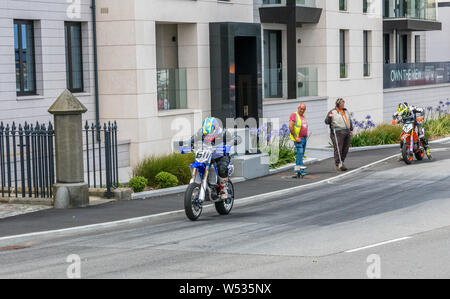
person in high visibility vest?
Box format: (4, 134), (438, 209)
(289, 104), (309, 176)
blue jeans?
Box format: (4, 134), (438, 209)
(294, 138), (307, 167)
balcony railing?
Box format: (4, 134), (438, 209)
(383, 0), (437, 21)
(384, 61), (450, 89)
(297, 67), (318, 97)
(157, 68), (187, 111)
(263, 66), (318, 98)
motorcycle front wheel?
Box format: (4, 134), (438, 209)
(184, 183), (203, 221)
(402, 144), (414, 165)
(215, 181), (234, 216)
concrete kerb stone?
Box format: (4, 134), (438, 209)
(0, 153), (399, 248)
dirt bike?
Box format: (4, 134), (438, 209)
(392, 116), (431, 165)
(180, 141), (236, 221)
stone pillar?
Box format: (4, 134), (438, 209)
(48, 90), (89, 208)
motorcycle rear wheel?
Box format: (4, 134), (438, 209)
(215, 181), (234, 216)
(184, 183), (202, 221)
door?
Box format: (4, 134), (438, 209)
(234, 36), (258, 121)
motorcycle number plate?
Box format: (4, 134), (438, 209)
(403, 123), (413, 133)
(195, 150), (211, 163)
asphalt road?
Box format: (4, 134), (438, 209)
(0, 146), (449, 279)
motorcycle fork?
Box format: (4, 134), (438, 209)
(199, 157), (212, 203)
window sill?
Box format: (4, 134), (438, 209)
(17, 95), (45, 101)
(158, 108), (198, 117)
(339, 77), (351, 81)
(72, 92), (91, 97)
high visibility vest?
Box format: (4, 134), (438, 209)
(290, 112), (303, 142)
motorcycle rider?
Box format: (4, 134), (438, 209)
(392, 102), (431, 159)
(190, 117), (233, 200)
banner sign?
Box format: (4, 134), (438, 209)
(384, 62), (450, 89)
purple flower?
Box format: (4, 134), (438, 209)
(427, 106), (433, 111)
(366, 115), (371, 120)
(440, 100), (444, 105)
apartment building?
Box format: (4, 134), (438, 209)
(0, 0), (97, 124)
(95, 0), (257, 164)
(0, 0), (446, 169)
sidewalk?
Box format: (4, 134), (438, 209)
(0, 146), (405, 239)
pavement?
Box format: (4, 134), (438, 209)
(0, 144), (449, 278)
(0, 146), (403, 238)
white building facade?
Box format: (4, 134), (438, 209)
(0, 0), (97, 124)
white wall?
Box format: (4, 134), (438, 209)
(426, 5), (450, 62)
(322, 0), (384, 124)
(383, 83), (450, 122)
(0, 0), (96, 125)
(96, 0), (255, 165)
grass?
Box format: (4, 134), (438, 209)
(132, 152), (194, 188)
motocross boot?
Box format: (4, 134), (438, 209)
(218, 177), (229, 200)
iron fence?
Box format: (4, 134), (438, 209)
(0, 122), (55, 199)
(84, 121), (119, 198)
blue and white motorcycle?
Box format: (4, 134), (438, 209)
(180, 142), (236, 221)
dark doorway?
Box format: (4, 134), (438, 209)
(234, 36), (258, 121)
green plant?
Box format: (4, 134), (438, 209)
(351, 124), (402, 147)
(133, 152), (194, 188)
(155, 171), (179, 189)
(423, 114), (450, 140)
(128, 176), (148, 193)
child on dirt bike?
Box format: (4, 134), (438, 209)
(392, 102), (431, 159)
(189, 117), (234, 200)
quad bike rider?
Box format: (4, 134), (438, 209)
(392, 102), (432, 161)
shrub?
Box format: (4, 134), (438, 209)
(423, 114), (450, 140)
(133, 152), (194, 188)
(128, 176), (148, 193)
(155, 171), (179, 189)
(351, 124), (402, 147)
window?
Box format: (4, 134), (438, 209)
(14, 20), (36, 96)
(339, 0), (347, 11)
(384, 34), (390, 64)
(340, 30), (347, 78)
(415, 35), (421, 63)
(65, 22), (84, 93)
(363, 0), (368, 13)
(399, 34), (408, 64)
(363, 31), (370, 76)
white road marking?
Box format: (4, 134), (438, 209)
(345, 237), (412, 253)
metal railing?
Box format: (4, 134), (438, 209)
(84, 121), (119, 198)
(0, 122), (55, 199)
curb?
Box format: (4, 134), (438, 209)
(0, 153), (398, 247)
(131, 177), (246, 200)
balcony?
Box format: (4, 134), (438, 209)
(260, 0), (322, 25)
(383, 0), (441, 31)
